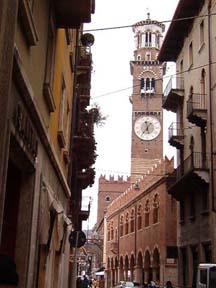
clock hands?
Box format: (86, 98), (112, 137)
(142, 121), (153, 135)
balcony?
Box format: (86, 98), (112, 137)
(54, 0), (95, 28)
(77, 46), (92, 72)
(110, 241), (118, 254)
(168, 122), (184, 149)
(167, 152), (209, 199)
(79, 209), (90, 221)
(187, 93), (207, 127)
(163, 77), (184, 112)
(77, 168), (95, 189)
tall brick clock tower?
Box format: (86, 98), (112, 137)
(130, 14), (165, 183)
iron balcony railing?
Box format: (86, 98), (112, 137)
(173, 152), (209, 181)
(187, 93), (207, 115)
(168, 122), (184, 140)
(163, 76), (184, 97)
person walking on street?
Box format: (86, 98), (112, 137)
(164, 280), (173, 288)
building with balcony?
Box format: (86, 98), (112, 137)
(158, 0), (216, 287)
(0, 0), (95, 287)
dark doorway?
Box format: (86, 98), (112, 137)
(0, 160), (21, 259)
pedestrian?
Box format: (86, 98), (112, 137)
(164, 280), (173, 288)
(76, 277), (82, 288)
(83, 275), (90, 288)
(92, 278), (97, 288)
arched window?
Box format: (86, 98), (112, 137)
(201, 69), (206, 108)
(146, 78), (150, 90)
(137, 33), (141, 48)
(144, 200), (150, 227)
(146, 53), (151, 61)
(151, 78), (155, 88)
(137, 55), (141, 61)
(130, 209), (135, 233)
(125, 213), (129, 234)
(153, 194), (159, 224)
(137, 205), (142, 230)
(120, 215), (124, 237)
(141, 77), (155, 95)
(107, 223), (111, 241)
(115, 228), (118, 241)
(155, 33), (160, 48)
(105, 195), (111, 203)
(110, 221), (114, 240)
(145, 31), (152, 47)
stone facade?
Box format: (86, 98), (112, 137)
(105, 158), (177, 287)
(158, 0), (216, 287)
(0, 1), (94, 287)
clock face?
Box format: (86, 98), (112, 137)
(134, 116), (161, 141)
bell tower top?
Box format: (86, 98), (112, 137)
(132, 14), (165, 56)
(129, 14), (165, 183)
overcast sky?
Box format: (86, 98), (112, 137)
(82, 0), (179, 230)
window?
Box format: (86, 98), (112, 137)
(201, 69), (206, 110)
(120, 216), (124, 237)
(137, 205), (142, 230)
(110, 222), (114, 240)
(155, 33), (160, 48)
(130, 210), (135, 233)
(57, 77), (67, 148)
(145, 31), (152, 47)
(137, 33), (141, 48)
(144, 200), (150, 227)
(107, 224), (110, 241)
(189, 41), (193, 67)
(137, 55), (141, 61)
(140, 77), (155, 95)
(146, 53), (151, 61)
(125, 213), (129, 234)
(18, 0), (38, 46)
(43, 15), (56, 112)
(200, 20), (204, 47)
(105, 196), (111, 203)
(153, 194), (159, 224)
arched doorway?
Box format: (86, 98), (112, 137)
(125, 255), (129, 280)
(152, 248), (160, 283)
(144, 250), (151, 284)
(135, 251), (144, 285)
(130, 254), (135, 281)
(114, 257), (118, 285)
(119, 256), (124, 281)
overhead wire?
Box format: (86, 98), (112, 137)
(84, 12), (216, 32)
(92, 61), (216, 99)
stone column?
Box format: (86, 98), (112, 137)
(0, 0), (19, 240)
(134, 266), (143, 284)
(118, 266), (124, 281)
(152, 267), (157, 282)
(144, 268), (149, 284)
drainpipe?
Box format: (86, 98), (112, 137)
(207, 1), (215, 212)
